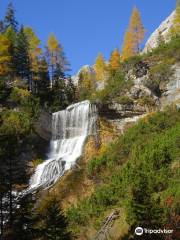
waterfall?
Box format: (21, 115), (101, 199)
(29, 100), (97, 191)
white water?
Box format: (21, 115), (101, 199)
(29, 100), (97, 191)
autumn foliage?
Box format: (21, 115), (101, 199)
(94, 53), (107, 81)
(109, 48), (121, 71)
(122, 6), (145, 60)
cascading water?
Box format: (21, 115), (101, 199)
(29, 100), (97, 191)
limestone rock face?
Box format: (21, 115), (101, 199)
(160, 63), (180, 108)
(143, 11), (175, 53)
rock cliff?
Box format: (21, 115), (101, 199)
(34, 111), (52, 141)
(143, 11), (175, 53)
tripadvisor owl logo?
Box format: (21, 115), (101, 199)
(135, 227), (143, 235)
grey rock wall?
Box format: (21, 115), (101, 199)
(143, 11), (175, 53)
(34, 111), (52, 141)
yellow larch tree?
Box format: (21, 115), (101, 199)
(24, 27), (42, 82)
(94, 53), (106, 81)
(122, 30), (134, 61)
(109, 48), (121, 71)
(122, 6), (145, 60)
(0, 34), (11, 76)
(47, 33), (61, 85)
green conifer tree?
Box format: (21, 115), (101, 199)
(4, 2), (18, 32)
(15, 26), (31, 89)
(5, 26), (17, 81)
(37, 197), (72, 240)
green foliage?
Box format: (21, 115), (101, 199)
(78, 70), (96, 101)
(0, 76), (11, 101)
(67, 107), (180, 237)
(7, 194), (37, 240)
(116, 96), (133, 105)
(10, 86), (40, 120)
(4, 2), (18, 32)
(48, 77), (76, 112)
(0, 109), (31, 136)
(36, 196), (72, 240)
(10, 87), (30, 104)
(144, 35), (180, 62)
(15, 27), (31, 85)
(94, 69), (133, 103)
(123, 55), (143, 67)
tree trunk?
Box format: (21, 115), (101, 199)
(0, 193), (4, 239)
(9, 157), (13, 226)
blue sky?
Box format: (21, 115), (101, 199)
(0, 0), (176, 74)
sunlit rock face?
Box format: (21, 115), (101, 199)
(160, 63), (180, 108)
(143, 11), (175, 53)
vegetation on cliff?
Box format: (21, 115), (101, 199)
(67, 107), (180, 239)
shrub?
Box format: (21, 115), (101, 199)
(116, 96), (133, 105)
(137, 96), (155, 107)
(94, 70), (133, 103)
(10, 87), (30, 104)
(143, 35), (180, 62)
(1, 110), (31, 136)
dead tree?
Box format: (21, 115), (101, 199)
(94, 210), (120, 240)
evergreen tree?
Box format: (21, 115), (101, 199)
(122, 6), (145, 60)
(37, 197), (72, 240)
(0, 21), (5, 33)
(15, 26), (31, 89)
(36, 57), (51, 104)
(4, 2), (18, 32)
(65, 77), (76, 105)
(94, 53), (107, 81)
(109, 48), (121, 71)
(8, 194), (37, 240)
(53, 62), (65, 81)
(5, 26), (17, 81)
